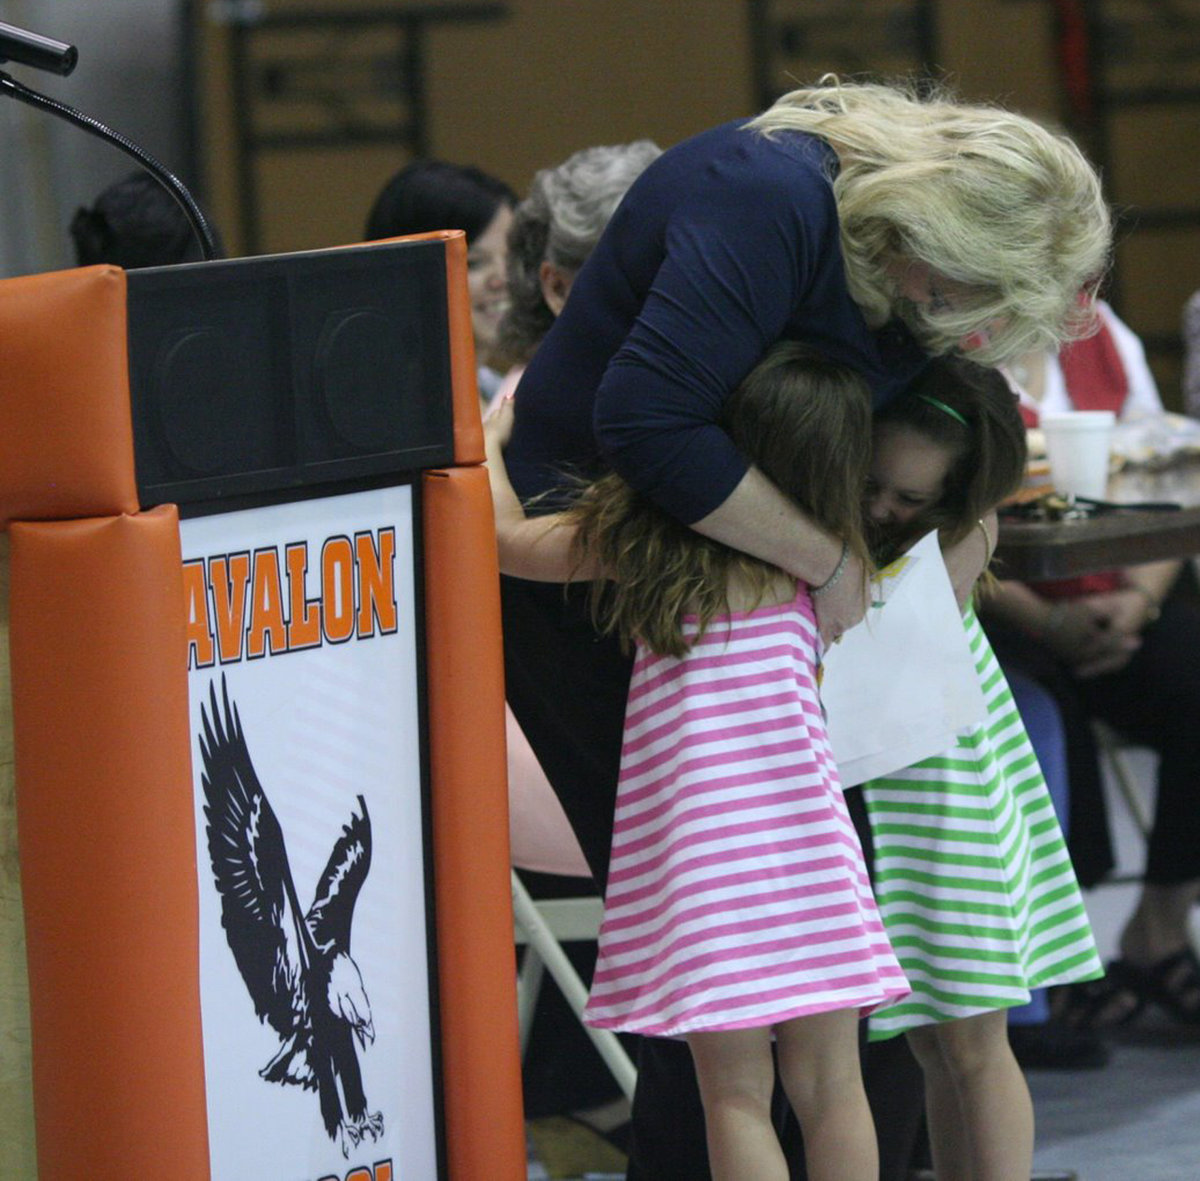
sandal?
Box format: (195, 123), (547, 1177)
(1111, 946), (1200, 1026)
(1049, 969), (1145, 1032)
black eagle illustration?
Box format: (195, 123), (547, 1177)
(199, 677), (383, 1157)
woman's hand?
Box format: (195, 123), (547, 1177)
(1061, 589), (1152, 678)
(1042, 596), (1141, 678)
(812, 551), (871, 647)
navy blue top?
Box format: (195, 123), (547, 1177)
(505, 119), (928, 524)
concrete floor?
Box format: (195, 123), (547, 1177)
(527, 747), (1200, 1180)
(1029, 746), (1200, 1181)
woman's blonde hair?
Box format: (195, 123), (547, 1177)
(567, 343), (872, 657)
(748, 77), (1112, 366)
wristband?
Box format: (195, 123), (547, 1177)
(811, 540), (849, 597)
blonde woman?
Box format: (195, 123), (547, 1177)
(500, 77), (1111, 1180)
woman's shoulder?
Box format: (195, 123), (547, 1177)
(649, 120), (838, 216)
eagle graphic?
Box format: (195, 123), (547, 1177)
(199, 678), (383, 1157)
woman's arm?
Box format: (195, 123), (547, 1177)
(691, 467), (869, 642)
(484, 400), (598, 583)
(1125, 559), (1181, 611)
(589, 139), (885, 644)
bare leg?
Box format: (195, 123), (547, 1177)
(776, 1009), (877, 1181)
(907, 1023), (972, 1179)
(907, 1010), (1033, 1181)
(687, 1026), (788, 1181)
(1120, 880), (1200, 964)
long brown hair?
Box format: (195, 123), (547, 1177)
(567, 343), (872, 656)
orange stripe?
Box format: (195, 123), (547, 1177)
(0, 265), (139, 529)
(9, 506), (210, 1177)
(440, 230), (486, 466)
(422, 466), (525, 1180)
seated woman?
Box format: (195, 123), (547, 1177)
(364, 159), (516, 409)
(493, 140), (661, 1131)
(490, 139), (662, 398)
(494, 138), (663, 872)
(982, 299), (1200, 1030)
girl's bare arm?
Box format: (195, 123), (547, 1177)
(942, 509), (998, 609)
(484, 398), (600, 582)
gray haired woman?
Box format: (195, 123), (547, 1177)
(492, 140), (662, 376)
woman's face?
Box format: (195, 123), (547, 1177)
(865, 423), (954, 541)
(467, 203), (513, 357)
(886, 258), (1004, 355)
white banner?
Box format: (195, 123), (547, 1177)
(181, 486), (436, 1181)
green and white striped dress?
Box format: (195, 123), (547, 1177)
(863, 605), (1103, 1040)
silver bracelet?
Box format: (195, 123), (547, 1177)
(810, 540), (849, 597)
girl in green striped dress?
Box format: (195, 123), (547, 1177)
(861, 357), (1102, 1181)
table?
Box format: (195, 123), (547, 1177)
(995, 463), (1200, 580)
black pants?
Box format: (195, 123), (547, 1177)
(985, 595), (1200, 889)
(501, 576), (924, 1179)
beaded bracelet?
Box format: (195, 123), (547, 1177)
(811, 540), (849, 597)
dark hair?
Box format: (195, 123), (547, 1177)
(874, 356), (1027, 550)
(568, 343), (873, 656)
(69, 171), (219, 268)
(364, 159), (516, 242)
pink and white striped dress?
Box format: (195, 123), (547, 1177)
(584, 586), (908, 1037)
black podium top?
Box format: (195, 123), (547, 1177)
(126, 238), (456, 513)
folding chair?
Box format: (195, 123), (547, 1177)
(507, 707), (637, 1101)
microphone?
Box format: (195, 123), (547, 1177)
(0, 21), (78, 76)
(0, 22), (218, 260)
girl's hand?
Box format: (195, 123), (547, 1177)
(812, 551), (870, 646)
(942, 519), (992, 610)
(483, 392), (515, 454)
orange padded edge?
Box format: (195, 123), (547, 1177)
(440, 230), (486, 466)
(0, 266), (139, 531)
(8, 506), (210, 1178)
(422, 466), (524, 1181)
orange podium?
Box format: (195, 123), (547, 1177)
(0, 234), (524, 1181)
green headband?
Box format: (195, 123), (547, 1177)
(915, 393), (968, 427)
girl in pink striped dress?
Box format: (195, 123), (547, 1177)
(486, 343), (908, 1181)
